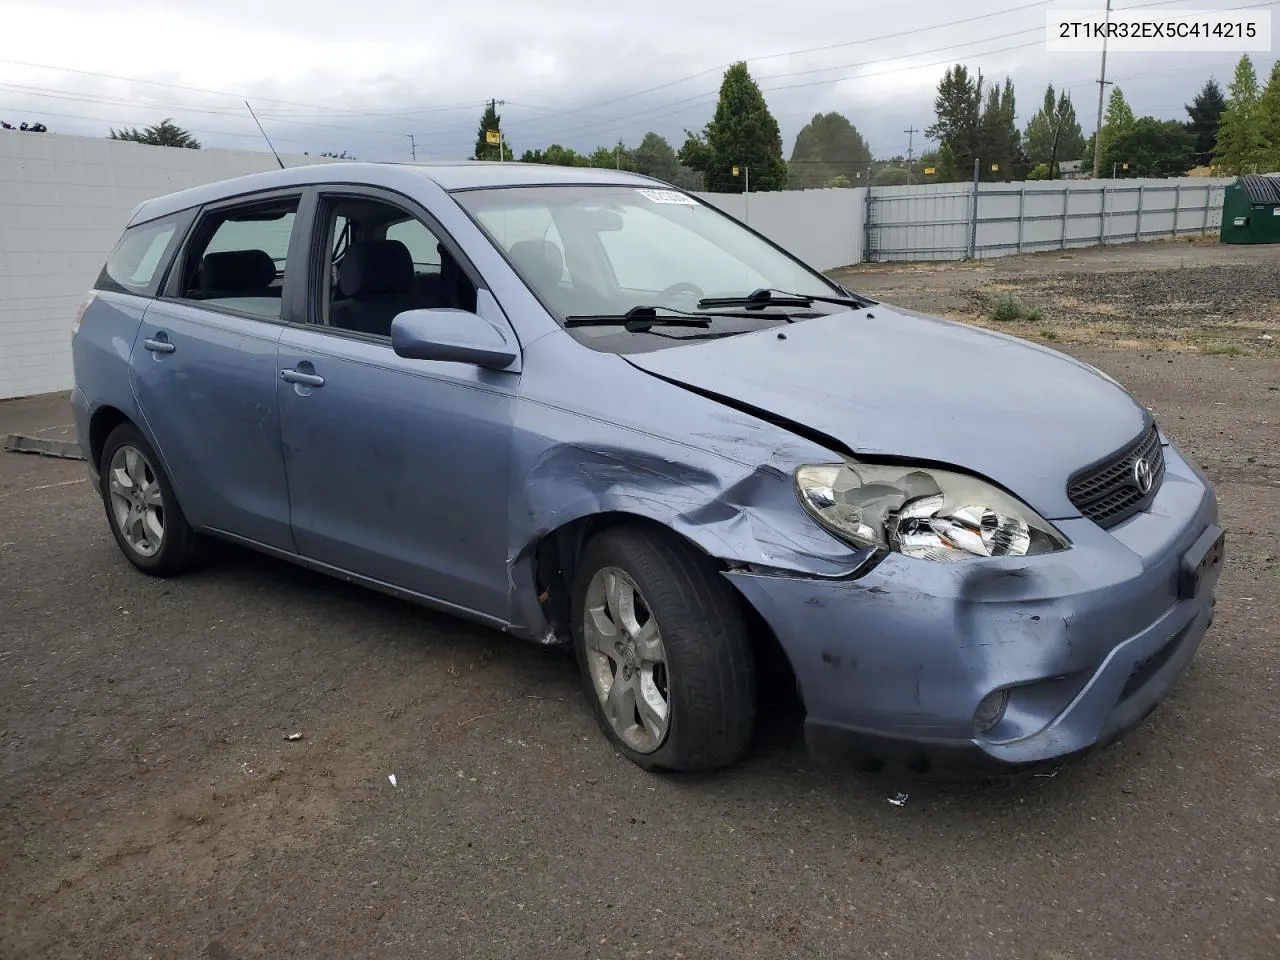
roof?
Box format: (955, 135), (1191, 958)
(128, 160), (667, 225)
(1238, 173), (1280, 204)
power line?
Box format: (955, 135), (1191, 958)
(514, 0), (1275, 149)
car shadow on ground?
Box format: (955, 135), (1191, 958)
(192, 536), (1117, 812)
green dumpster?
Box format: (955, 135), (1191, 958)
(1220, 173), (1280, 244)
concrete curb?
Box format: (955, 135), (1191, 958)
(3, 434), (86, 461)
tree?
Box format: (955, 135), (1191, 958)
(108, 118), (200, 149)
(1257, 60), (1280, 171)
(585, 143), (636, 171)
(631, 132), (702, 189)
(873, 166), (910, 186)
(678, 62), (788, 192)
(1024, 84), (1086, 175)
(1214, 55), (1268, 174)
(1184, 79), (1226, 166)
(977, 77), (1024, 180)
(1103, 117), (1195, 178)
(926, 64), (983, 180)
(787, 112), (872, 188)
(474, 101), (508, 161)
(519, 144), (586, 166)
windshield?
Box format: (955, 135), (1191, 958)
(451, 184), (849, 327)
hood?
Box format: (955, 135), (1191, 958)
(623, 305), (1150, 520)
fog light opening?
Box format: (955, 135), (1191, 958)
(974, 689), (1009, 733)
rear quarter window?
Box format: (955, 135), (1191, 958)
(95, 212), (190, 297)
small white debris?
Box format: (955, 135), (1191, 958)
(1261, 334), (1273, 340)
(388, 774), (397, 787)
(284, 732), (303, 741)
(887, 791), (908, 807)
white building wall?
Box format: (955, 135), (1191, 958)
(0, 132), (337, 401)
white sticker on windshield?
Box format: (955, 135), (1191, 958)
(636, 188), (697, 205)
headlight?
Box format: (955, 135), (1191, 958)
(794, 461), (1070, 562)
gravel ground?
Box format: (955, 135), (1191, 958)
(834, 239), (1280, 356)
(1, 283), (1278, 958)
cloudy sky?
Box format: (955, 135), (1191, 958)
(1, 0), (1275, 163)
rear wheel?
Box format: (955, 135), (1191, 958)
(570, 526), (756, 772)
(99, 423), (202, 576)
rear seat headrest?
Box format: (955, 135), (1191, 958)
(200, 249), (277, 291)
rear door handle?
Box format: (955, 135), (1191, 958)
(281, 369), (325, 387)
(142, 337), (175, 354)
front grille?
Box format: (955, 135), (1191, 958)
(1067, 423), (1165, 529)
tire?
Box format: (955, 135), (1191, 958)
(98, 422), (203, 577)
(570, 525), (757, 773)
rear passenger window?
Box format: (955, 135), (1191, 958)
(95, 216), (183, 296)
(174, 197), (300, 320)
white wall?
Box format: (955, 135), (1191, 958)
(694, 187), (866, 271)
(0, 132), (337, 401)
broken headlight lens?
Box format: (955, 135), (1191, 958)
(794, 462), (1070, 562)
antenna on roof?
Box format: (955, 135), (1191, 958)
(245, 100), (285, 169)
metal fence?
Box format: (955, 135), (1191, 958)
(865, 177), (1232, 262)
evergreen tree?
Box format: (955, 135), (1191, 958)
(1257, 61), (1280, 171)
(108, 118), (200, 149)
(1184, 79), (1226, 166)
(1213, 55), (1268, 174)
(677, 63), (788, 192)
(926, 64), (983, 180)
(1024, 84), (1086, 174)
(474, 102), (507, 161)
(787, 112), (873, 188)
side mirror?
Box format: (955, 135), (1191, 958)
(390, 308), (518, 370)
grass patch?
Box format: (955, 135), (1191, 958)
(988, 294), (1044, 323)
(1038, 329), (1060, 340)
(1200, 343), (1243, 356)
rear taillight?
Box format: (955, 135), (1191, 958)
(72, 293), (95, 337)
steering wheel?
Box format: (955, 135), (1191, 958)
(657, 281), (704, 302)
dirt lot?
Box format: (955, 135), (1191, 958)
(833, 238), (1280, 357)
(2, 245), (1278, 959)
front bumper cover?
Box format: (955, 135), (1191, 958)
(725, 439), (1223, 780)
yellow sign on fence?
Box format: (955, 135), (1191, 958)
(485, 129), (501, 145)
(923, 166), (936, 175)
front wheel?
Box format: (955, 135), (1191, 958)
(570, 526), (757, 772)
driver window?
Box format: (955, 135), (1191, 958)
(320, 197), (476, 338)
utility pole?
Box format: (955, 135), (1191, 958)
(1091, 0), (1114, 179)
(904, 125), (918, 184)
(408, 134), (417, 161)
(487, 98), (507, 161)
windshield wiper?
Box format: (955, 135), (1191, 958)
(696, 287), (872, 310)
(563, 304), (784, 332)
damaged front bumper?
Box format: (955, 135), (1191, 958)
(725, 440), (1224, 780)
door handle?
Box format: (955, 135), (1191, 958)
(142, 337), (175, 354)
(281, 369), (325, 387)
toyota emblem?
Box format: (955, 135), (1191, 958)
(1133, 456), (1154, 494)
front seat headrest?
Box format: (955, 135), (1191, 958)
(338, 239), (414, 298)
(507, 240), (564, 290)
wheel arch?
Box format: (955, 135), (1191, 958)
(520, 511), (800, 706)
(88, 404), (134, 471)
